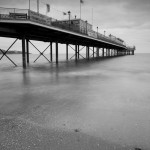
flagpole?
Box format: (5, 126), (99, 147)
(29, 0), (30, 10)
(92, 8), (93, 26)
(80, 0), (81, 19)
(37, 0), (39, 13)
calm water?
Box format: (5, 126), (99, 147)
(0, 53), (150, 150)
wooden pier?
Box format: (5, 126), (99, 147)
(0, 7), (135, 69)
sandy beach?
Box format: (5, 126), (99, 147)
(0, 54), (150, 150)
(0, 114), (133, 150)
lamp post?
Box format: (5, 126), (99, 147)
(97, 26), (98, 37)
(68, 11), (71, 29)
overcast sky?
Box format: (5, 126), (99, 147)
(0, 0), (150, 53)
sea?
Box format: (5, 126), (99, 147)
(0, 53), (150, 150)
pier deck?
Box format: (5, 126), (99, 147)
(0, 7), (135, 68)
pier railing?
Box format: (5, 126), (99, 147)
(0, 7), (126, 47)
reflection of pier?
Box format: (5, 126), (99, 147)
(0, 7), (135, 69)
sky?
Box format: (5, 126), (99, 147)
(0, 0), (150, 53)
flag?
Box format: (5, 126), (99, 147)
(46, 4), (50, 13)
(63, 12), (67, 15)
(80, 0), (84, 4)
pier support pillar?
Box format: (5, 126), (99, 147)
(116, 50), (118, 56)
(56, 41), (58, 64)
(50, 42), (53, 62)
(86, 46), (90, 60)
(66, 44), (68, 61)
(106, 49), (108, 56)
(107, 49), (109, 56)
(108, 49), (109, 56)
(115, 50), (116, 56)
(75, 45), (78, 61)
(22, 36), (26, 69)
(26, 39), (29, 64)
(86, 46), (88, 58)
(132, 51), (134, 55)
(93, 47), (95, 58)
(101, 48), (104, 57)
(96, 47), (99, 58)
(78, 45), (80, 59)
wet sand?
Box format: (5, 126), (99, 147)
(0, 114), (133, 150)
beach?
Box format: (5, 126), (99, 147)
(0, 54), (150, 150)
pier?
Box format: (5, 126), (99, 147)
(0, 7), (135, 69)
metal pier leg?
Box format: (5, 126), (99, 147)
(22, 36), (26, 69)
(50, 42), (53, 62)
(106, 49), (107, 56)
(93, 47), (94, 58)
(96, 47), (99, 57)
(88, 46), (90, 59)
(102, 48), (104, 57)
(56, 41), (58, 64)
(66, 44), (68, 61)
(29, 41), (51, 63)
(75, 45), (78, 61)
(86, 46), (89, 60)
(86, 46), (87, 59)
(26, 39), (29, 64)
(0, 38), (18, 60)
(78, 45), (80, 59)
(132, 51), (134, 55)
(0, 49), (17, 67)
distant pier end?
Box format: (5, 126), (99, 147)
(0, 7), (135, 68)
